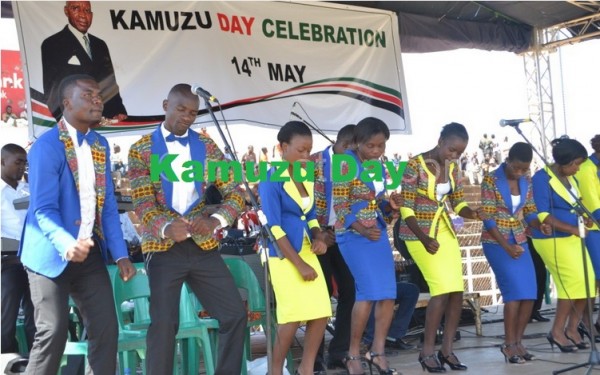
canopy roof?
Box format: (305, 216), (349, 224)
(334, 1), (600, 53)
(3, 1), (600, 53)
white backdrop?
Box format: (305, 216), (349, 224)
(14, 1), (410, 138)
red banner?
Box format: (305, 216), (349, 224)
(1, 50), (26, 116)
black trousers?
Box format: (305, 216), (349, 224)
(25, 248), (118, 375)
(145, 240), (247, 375)
(317, 242), (355, 361)
(1, 255), (35, 353)
(528, 237), (547, 313)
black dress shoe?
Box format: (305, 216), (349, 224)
(530, 311), (550, 322)
(385, 338), (416, 350)
(326, 357), (346, 369)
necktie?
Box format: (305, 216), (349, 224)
(77, 131), (96, 146)
(166, 133), (189, 147)
(82, 35), (92, 59)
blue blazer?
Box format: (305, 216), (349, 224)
(19, 126), (127, 277)
(259, 167), (320, 257)
(531, 167), (581, 239)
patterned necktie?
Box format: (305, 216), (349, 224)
(166, 133), (189, 147)
(83, 35), (92, 59)
(77, 130), (96, 146)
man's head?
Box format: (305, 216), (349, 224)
(162, 84), (199, 136)
(591, 134), (600, 153)
(58, 74), (103, 127)
(333, 124), (355, 154)
(1, 144), (27, 185)
(64, 1), (93, 34)
(5, 105), (12, 114)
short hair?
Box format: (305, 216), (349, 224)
(354, 117), (389, 144)
(551, 136), (588, 166)
(508, 142), (533, 163)
(1, 143), (26, 160)
(57, 74), (96, 108)
(168, 83), (193, 98)
(440, 122), (469, 142)
(336, 124), (356, 143)
(277, 121), (312, 144)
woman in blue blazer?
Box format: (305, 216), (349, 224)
(259, 121), (330, 375)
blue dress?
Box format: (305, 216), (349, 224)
(482, 235), (536, 302)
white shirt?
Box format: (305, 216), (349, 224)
(68, 24), (91, 57)
(436, 181), (451, 201)
(160, 124), (227, 237)
(120, 213), (141, 244)
(511, 194), (521, 214)
(1, 180), (28, 241)
(65, 119), (96, 240)
(161, 124), (199, 215)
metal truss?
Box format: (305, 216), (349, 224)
(522, 29), (557, 160)
(521, 2), (600, 159)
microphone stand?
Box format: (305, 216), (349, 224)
(200, 96), (284, 375)
(510, 122), (600, 375)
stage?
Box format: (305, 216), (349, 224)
(248, 300), (600, 375)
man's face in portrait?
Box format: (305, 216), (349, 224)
(64, 1), (93, 34)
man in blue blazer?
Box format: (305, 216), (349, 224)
(42, 1), (127, 121)
(19, 74), (136, 375)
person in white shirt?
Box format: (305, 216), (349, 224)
(128, 83), (246, 375)
(1, 144), (35, 354)
(19, 74), (135, 374)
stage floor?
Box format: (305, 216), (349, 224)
(249, 301), (600, 375)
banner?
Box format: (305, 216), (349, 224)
(1, 50), (26, 118)
(14, 1), (410, 139)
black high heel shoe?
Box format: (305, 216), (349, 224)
(565, 331), (590, 349)
(437, 351), (467, 371)
(578, 322), (600, 343)
(516, 342), (536, 361)
(364, 352), (399, 375)
(500, 343), (525, 364)
(418, 353), (446, 373)
(342, 355), (366, 375)
(546, 332), (577, 353)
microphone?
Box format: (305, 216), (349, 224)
(499, 118), (531, 127)
(191, 84), (216, 102)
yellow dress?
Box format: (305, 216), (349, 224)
(406, 217), (464, 296)
(268, 236), (332, 324)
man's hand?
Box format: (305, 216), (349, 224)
(117, 258), (136, 282)
(189, 216), (220, 236)
(65, 238), (94, 262)
(164, 218), (191, 242)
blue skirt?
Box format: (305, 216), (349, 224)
(586, 230), (600, 278)
(337, 229), (396, 301)
(482, 235), (536, 302)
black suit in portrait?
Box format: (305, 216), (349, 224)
(41, 25), (127, 120)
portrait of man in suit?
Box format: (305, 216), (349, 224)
(41, 1), (127, 122)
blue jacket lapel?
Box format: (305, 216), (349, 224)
(495, 164), (513, 212)
(150, 127), (174, 211)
